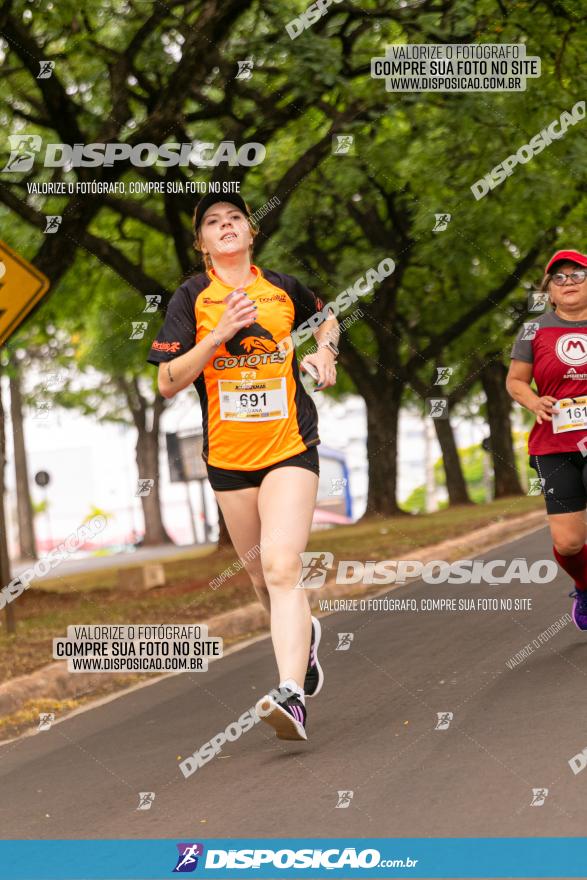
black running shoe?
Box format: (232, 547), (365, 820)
(304, 615), (324, 698)
(255, 693), (307, 741)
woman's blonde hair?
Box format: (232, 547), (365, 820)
(192, 203), (258, 271)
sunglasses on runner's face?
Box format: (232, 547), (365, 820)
(551, 270), (587, 286)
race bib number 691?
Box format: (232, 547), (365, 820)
(218, 377), (288, 422)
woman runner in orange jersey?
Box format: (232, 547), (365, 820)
(148, 193), (339, 741)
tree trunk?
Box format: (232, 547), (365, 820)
(135, 426), (173, 546)
(433, 408), (472, 505)
(0, 369), (16, 634)
(119, 377), (174, 547)
(362, 384), (406, 517)
(8, 361), (37, 560)
(480, 359), (523, 498)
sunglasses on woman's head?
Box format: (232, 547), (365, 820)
(551, 269), (587, 286)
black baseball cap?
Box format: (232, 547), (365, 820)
(193, 192), (251, 231)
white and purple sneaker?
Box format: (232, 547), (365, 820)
(255, 693), (307, 741)
(569, 588), (587, 631)
(304, 616), (324, 698)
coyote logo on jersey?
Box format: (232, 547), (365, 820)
(225, 322), (278, 356)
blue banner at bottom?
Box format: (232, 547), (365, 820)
(0, 838), (584, 879)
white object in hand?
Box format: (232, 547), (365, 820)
(302, 362), (320, 382)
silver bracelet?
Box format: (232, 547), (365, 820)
(317, 342), (338, 359)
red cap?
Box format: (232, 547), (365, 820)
(545, 249), (587, 273)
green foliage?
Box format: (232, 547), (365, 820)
(1, 0), (586, 477)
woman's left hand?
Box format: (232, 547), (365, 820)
(301, 348), (337, 390)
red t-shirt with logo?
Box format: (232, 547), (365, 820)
(511, 311), (587, 454)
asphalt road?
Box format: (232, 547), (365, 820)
(1, 526), (587, 842)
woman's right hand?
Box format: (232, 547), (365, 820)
(214, 291), (257, 343)
(530, 395), (557, 424)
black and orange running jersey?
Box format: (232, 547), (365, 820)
(147, 265), (324, 470)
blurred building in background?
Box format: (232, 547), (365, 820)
(2, 378), (487, 557)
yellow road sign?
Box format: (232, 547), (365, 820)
(0, 239), (50, 346)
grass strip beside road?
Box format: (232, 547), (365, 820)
(0, 496), (542, 688)
(0, 496), (544, 739)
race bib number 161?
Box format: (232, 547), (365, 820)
(552, 396), (587, 434)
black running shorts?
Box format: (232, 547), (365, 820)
(207, 446), (320, 492)
(529, 452), (587, 515)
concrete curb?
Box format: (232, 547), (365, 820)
(0, 509), (546, 719)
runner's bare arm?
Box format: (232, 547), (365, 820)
(301, 315), (340, 389)
(313, 315), (339, 351)
(158, 334), (220, 398)
(158, 294), (256, 398)
(506, 359), (557, 424)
